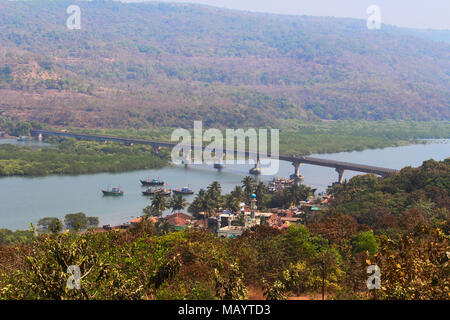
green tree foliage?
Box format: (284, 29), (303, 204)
(144, 193), (168, 218)
(222, 186), (246, 213)
(188, 182), (223, 219)
(371, 225), (449, 300)
(352, 231), (378, 255)
(64, 213), (99, 231)
(38, 217), (63, 234)
(268, 184), (313, 209)
(0, 138), (168, 176)
(168, 194), (188, 212)
(241, 176), (256, 203)
(0, 229), (34, 245)
(328, 158), (450, 236)
(214, 262), (248, 300)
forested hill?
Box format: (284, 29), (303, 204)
(0, 0), (449, 128)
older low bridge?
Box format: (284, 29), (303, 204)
(31, 130), (399, 183)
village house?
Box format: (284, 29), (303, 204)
(162, 212), (193, 230)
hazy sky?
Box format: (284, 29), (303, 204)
(121, 0), (450, 30)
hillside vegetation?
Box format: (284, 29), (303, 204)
(0, 0), (449, 129)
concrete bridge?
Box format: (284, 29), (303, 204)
(31, 129), (399, 183)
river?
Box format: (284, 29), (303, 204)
(1, 139), (448, 230)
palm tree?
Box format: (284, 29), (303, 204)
(255, 181), (267, 209)
(286, 184), (311, 207)
(242, 176), (256, 201)
(143, 192), (167, 218)
(169, 194), (188, 212)
(230, 185), (244, 202)
(207, 181), (222, 199)
(224, 193), (240, 213)
(207, 181), (223, 211)
(188, 189), (207, 218)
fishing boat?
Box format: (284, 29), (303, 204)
(142, 188), (156, 196)
(102, 187), (124, 196)
(173, 187), (194, 195)
(140, 178), (164, 186)
(143, 188), (172, 196)
(156, 188), (172, 196)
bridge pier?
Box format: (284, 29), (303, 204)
(336, 168), (345, 184)
(182, 155), (191, 168)
(291, 162), (304, 185)
(293, 162), (301, 177)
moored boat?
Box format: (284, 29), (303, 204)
(102, 187), (124, 196)
(142, 188), (156, 196)
(173, 187), (194, 195)
(140, 178), (164, 186)
(158, 188), (172, 196)
(156, 188), (172, 196)
(143, 187), (171, 196)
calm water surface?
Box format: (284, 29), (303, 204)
(1, 139), (448, 230)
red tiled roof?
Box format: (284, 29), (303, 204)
(164, 212), (193, 227)
(129, 216), (159, 224)
(165, 212), (192, 220)
(130, 217), (143, 223)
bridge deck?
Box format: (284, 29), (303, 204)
(31, 130), (398, 176)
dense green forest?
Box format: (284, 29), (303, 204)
(0, 0), (449, 129)
(0, 137), (168, 176)
(0, 158), (448, 299)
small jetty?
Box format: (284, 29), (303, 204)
(102, 187), (124, 196)
(140, 178), (164, 186)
